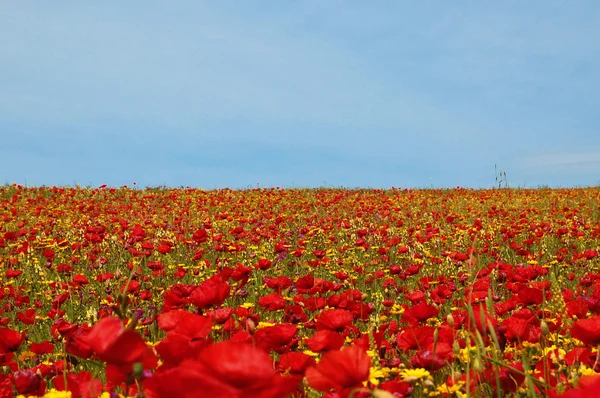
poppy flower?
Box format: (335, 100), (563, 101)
(377, 380), (414, 397)
(205, 307), (234, 324)
(52, 371), (103, 398)
(13, 369), (45, 396)
(265, 276), (293, 293)
(254, 324), (298, 354)
(276, 352), (316, 376)
(156, 333), (211, 367)
(557, 374), (600, 397)
(255, 258), (272, 270)
(0, 374), (12, 398)
(305, 345), (371, 396)
(258, 293), (287, 311)
(283, 305), (308, 324)
(158, 310), (212, 340)
(305, 330), (345, 352)
(84, 317), (154, 366)
(571, 316), (600, 346)
(583, 250), (598, 260)
(517, 287), (544, 306)
(316, 309), (354, 332)
(66, 327), (94, 359)
(403, 302), (439, 326)
(410, 343), (452, 371)
(16, 309), (36, 325)
(567, 299), (589, 319)
(395, 326), (435, 352)
(468, 304), (498, 334)
(189, 274), (230, 309)
(295, 274), (314, 292)
(0, 327), (25, 352)
(147, 341), (301, 398)
(30, 340), (55, 355)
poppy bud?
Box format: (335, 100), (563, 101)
(372, 389), (395, 398)
(133, 361), (144, 378)
(447, 314), (455, 328)
(13, 369), (42, 395)
(453, 340), (461, 356)
(472, 357), (483, 372)
(245, 318), (256, 333)
(541, 320), (550, 336)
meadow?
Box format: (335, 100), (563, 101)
(1, 184), (600, 397)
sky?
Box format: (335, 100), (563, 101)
(1, 1), (599, 189)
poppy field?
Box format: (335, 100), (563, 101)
(2, 185), (600, 397)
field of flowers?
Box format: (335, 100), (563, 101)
(1, 185), (600, 397)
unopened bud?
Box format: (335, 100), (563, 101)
(541, 320), (550, 336)
(133, 362), (144, 378)
(447, 314), (455, 328)
(372, 389), (395, 398)
(453, 340), (461, 356)
(245, 318), (256, 332)
(422, 379), (434, 388)
(472, 357), (483, 372)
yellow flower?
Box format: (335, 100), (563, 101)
(367, 367), (387, 385)
(437, 381), (465, 394)
(255, 322), (276, 329)
(240, 302), (255, 309)
(303, 349), (319, 357)
(18, 351), (36, 361)
(41, 390), (73, 398)
(400, 368), (431, 382)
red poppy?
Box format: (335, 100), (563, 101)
(276, 352), (316, 376)
(316, 309), (354, 332)
(305, 345), (370, 396)
(30, 340), (55, 355)
(13, 369), (45, 396)
(410, 343), (452, 371)
(395, 326), (435, 352)
(84, 317), (155, 366)
(378, 380), (414, 397)
(517, 287), (544, 306)
(158, 310), (212, 340)
(265, 276), (293, 293)
(0, 374), (12, 398)
(258, 293), (287, 311)
(147, 341), (301, 398)
(189, 274), (230, 309)
(0, 327), (25, 352)
(205, 307), (234, 324)
(305, 330), (345, 352)
(567, 299), (589, 319)
(403, 302), (439, 326)
(571, 316), (600, 346)
(254, 324), (298, 354)
(583, 250), (598, 260)
(557, 374), (600, 397)
(295, 274), (314, 292)
(52, 371), (103, 398)
(255, 258), (273, 270)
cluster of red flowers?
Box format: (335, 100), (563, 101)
(1, 185), (600, 397)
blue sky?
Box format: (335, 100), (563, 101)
(1, 2), (599, 188)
